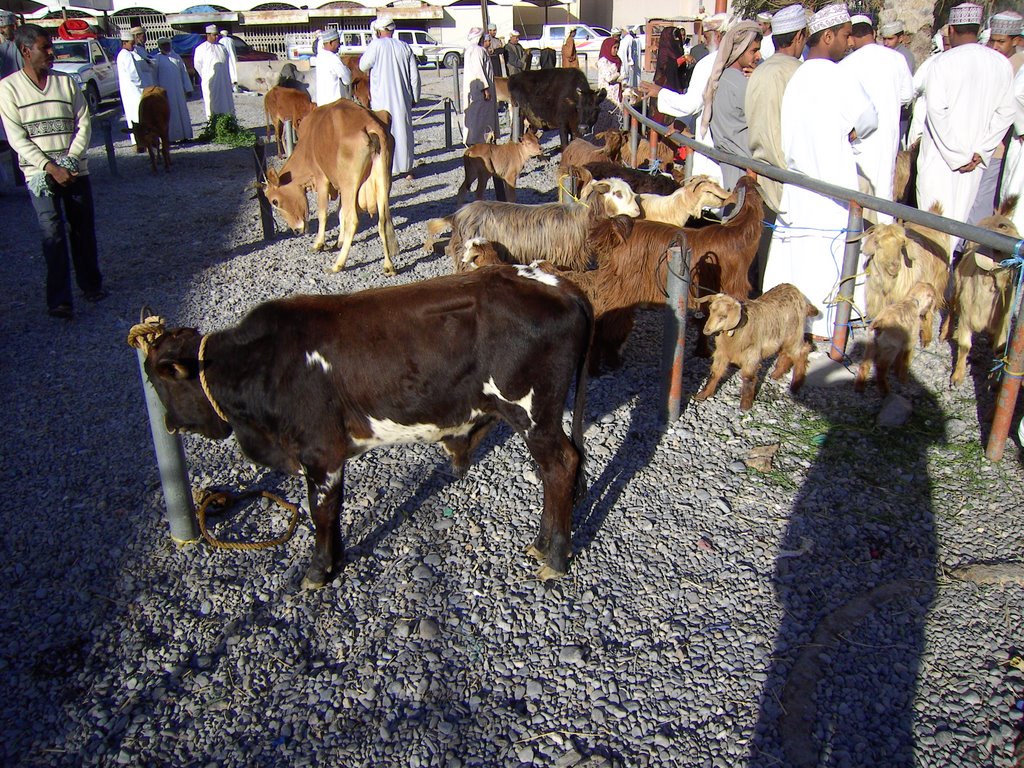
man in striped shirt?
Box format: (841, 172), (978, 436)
(0, 24), (105, 319)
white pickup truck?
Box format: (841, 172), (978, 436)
(52, 38), (119, 114)
(519, 24), (612, 54)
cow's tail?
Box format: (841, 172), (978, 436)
(570, 291), (593, 506)
(423, 216), (452, 252)
(365, 124), (398, 273)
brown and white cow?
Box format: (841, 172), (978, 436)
(139, 266), (593, 589)
(264, 85), (315, 156)
(262, 99), (398, 275)
(130, 86), (170, 173)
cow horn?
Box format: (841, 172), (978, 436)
(127, 313), (167, 354)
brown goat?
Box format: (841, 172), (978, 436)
(942, 198), (1021, 386)
(457, 132), (543, 204)
(428, 178), (641, 272)
(861, 202), (950, 347)
(855, 282), (938, 395)
(694, 284), (818, 411)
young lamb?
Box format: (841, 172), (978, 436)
(427, 178), (641, 272)
(638, 175), (732, 226)
(855, 282), (938, 396)
(694, 284), (819, 411)
(942, 198), (1022, 386)
(456, 131), (543, 204)
(861, 202), (950, 347)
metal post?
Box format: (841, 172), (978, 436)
(829, 201), (864, 362)
(452, 63), (461, 113)
(101, 119), (118, 177)
(134, 346), (198, 545)
(986, 297), (1024, 461)
(629, 112), (639, 168)
(444, 98), (453, 148)
(253, 143), (276, 242)
(511, 104), (521, 143)
(559, 173), (576, 205)
(663, 241), (691, 422)
(283, 119), (295, 158)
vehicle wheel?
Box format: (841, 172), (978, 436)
(85, 82), (100, 114)
(443, 51), (461, 70)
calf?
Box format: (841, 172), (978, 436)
(558, 130), (628, 180)
(136, 267), (593, 588)
(264, 85), (315, 156)
(694, 284), (818, 411)
(262, 99), (398, 274)
(855, 282), (937, 395)
(508, 68), (606, 148)
(131, 86), (171, 173)
(456, 131), (543, 204)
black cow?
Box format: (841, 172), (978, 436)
(508, 68), (606, 149)
(141, 266), (593, 589)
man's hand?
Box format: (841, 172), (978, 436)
(483, 88), (490, 101)
(956, 152), (983, 173)
(45, 162), (74, 187)
(639, 80), (662, 98)
(849, 129), (858, 142)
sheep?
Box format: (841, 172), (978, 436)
(860, 202), (950, 347)
(942, 198), (1022, 386)
(578, 160), (681, 196)
(426, 178), (641, 272)
(456, 131), (543, 205)
(855, 282), (938, 395)
(638, 175), (732, 226)
(558, 130), (628, 180)
(693, 284), (819, 411)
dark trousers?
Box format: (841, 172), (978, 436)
(28, 174), (102, 310)
(748, 202), (776, 298)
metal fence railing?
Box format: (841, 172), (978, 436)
(622, 100), (1024, 462)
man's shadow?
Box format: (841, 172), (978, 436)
(748, 375), (942, 767)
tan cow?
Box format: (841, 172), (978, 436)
(262, 99), (398, 275)
(128, 86), (170, 173)
(264, 85), (315, 156)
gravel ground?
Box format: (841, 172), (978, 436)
(1, 70), (1023, 768)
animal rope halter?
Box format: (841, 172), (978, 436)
(126, 316), (229, 424)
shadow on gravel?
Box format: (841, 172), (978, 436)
(748, 375), (942, 767)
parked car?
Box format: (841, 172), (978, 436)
(520, 24), (610, 55)
(52, 38), (119, 114)
(395, 29), (444, 66)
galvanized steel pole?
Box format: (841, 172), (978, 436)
(829, 202), (865, 362)
(283, 119), (294, 158)
(134, 346), (198, 545)
(663, 241), (691, 421)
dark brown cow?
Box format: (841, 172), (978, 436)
(264, 85), (315, 155)
(139, 266), (593, 589)
(507, 68), (606, 149)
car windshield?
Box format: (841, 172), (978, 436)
(424, 33), (438, 44)
(53, 42), (90, 63)
(591, 27), (612, 36)
(230, 35), (252, 53)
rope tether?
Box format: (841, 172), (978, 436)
(194, 488), (301, 551)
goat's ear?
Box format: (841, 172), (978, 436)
(973, 251), (999, 271)
(611, 215), (634, 243)
(900, 242), (915, 265)
(592, 181), (611, 195)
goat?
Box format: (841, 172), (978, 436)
(558, 130), (628, 179)
(459, 237), (505, 270)
(942, 198), (1021, 386)
(861, 202), (950, 347)
(578, 160), (681, 196)
(456, 131), (543, 205)
(638, 175), (732, 226)
(694, 284), (818, 411)
(427, 178), (641, 272)
(855, 282), (938, 395)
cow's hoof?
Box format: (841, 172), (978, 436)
(384, 267), (397, 277)
(535, 563), (564, 582)
(301, 567), (327, 590)
(312, 242), (325, 253)
(526, 544), (546, 563)
(329, 264), (343, 273)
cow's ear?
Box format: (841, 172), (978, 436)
(596, 88), (607, 102)
(278, 171), (292, 185)
(266, 167), (279, 185)
(155, 360), (192, 380)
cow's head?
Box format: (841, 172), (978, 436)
(577, 86), (607, 132)
(143, 328), (234, 440)
(581, 178), (641, 218)
(263, 166), (308, 235)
